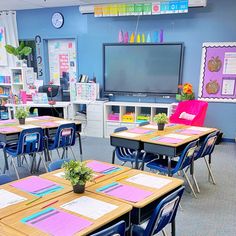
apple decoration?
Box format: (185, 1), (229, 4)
(206, 80), (220, 94)
(207, 56), (222, 72)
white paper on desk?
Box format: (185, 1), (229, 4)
(53, 171), (65, 178)
(18, 125), (39, 129)
(26, 118), (38, 121)
(60, 196), (118, 220)
(116, 131), (140, 138)
(55, 120), (72, 124)
(143, 125), (158, 129)
(0, 189), (27, 209)
(187, 126), (211, 132)
(126, 173), (172, 189)
(164, 133), (190, 140)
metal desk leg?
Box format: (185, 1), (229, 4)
(167, 155), (172, 177)
(134, 151), (139, 169)
(77, 133), (83, 156)
(171, 218), (176, 236)
(112, 149), (115, 164)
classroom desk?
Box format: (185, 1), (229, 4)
(87, 169), (183, 225)
(5, 102), (71, 119)
(0, 116), (82, 169)
(0, 222), (25, 236)
(1, 191), (132, 236)
(110, 124), (217, 168)
(40, 160), (131, 187)
(0, 177), (72, 220)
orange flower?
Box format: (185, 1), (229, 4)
(183, 83), (193, 94)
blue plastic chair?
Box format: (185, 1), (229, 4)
(132, 186), (185, 236)
(193, 130), (219, 191)
(0, 174), (12, 185)
(4, 128), (47, 179)
(146, 140), (199, 198)
(47, 123), (78, 161)
(90, 220), (126, 236)
(48, 159), (70, 172)
(112, 127), (157, 170)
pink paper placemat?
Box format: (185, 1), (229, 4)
(0, 127), (18, 132)
(86, 161), (115, 173)
(104, 184), (153, 203)
(22, 208), (93, 236)
(158, 137), (183, 144)
(0, 119), (17, 124)
(179, 129), (202, 135)
(128, 128), (153, 134)
(40, 121), (56, 127)
(11, 176), (58, 193)
(36, 116), (53, 120)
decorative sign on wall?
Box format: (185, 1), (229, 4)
(35, 35), (44, 79)
(47, 39), (77, 86)
(94, 1), (188, 17)
(0, 27), (8, 66)
(198, 42), (236, 103)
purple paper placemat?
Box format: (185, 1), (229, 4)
(36, 116), (54, 120)
(11, 176), (58, 193)
(40, 121), (56, 127)
(128, 128), (153, 134)
(0, 127), (18, 132)
(22, 208), (93, 236)
(0, 119), (17, 124)
(179, 129), (202, 135)
(158, 137), (183, 144)
(104, 184), (153, 203)
(86, 161), (115, 173)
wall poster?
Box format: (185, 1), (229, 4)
(199, 42), (236, 102)
(47, 39), (77, 86)
(0, 27), (8, 66)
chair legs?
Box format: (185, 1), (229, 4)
(182, 170), (197, 198)
(11, 157), (20, 179)
(162, 229), (168, 236)
(204, 156), (216, 184)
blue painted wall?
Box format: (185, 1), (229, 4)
(16, 0), (236, 139)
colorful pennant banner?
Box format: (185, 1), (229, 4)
(94, 1), (188, 17)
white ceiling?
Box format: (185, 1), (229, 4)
(0, 0), (142, 11)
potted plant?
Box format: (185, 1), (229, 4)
(153, 113), (168, 131)
(63, 160), (93, 194)
(15, 107), (29, 125)
(5, 42), (32, 67)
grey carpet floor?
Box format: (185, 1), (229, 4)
(0, 136), (236, 236)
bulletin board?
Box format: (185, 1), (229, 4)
(0, 27), (8, 66)
(47, 39), (77, 85)
(198, 42), (236, 103)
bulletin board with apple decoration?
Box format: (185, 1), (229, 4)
(198, 42), (236, 103)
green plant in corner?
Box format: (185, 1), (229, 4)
(63, 160), (93, 186)
(5, 42), (32, 60)
(153, 113), (168, 124)
(15, 107), (29, 119)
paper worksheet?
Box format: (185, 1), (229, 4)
(141, 124), (158, 129)
(0, 189), (27, 209)
(115, 131), (140, 138)
(164, 133), (190, 140)
(126, 173), (172, 189)
(26, 118), (38, 121)
(187, 126), (211, 132)
(60, 196), (118, 220)
(54, 171), (65, 178)
(55, 120), (72, 124)
(18, 125), (39, 129)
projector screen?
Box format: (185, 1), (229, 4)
(103, 43), (184, 96)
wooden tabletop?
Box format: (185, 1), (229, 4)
(0, 222), (26, 236)
(1, 191), (132, 236)
(40, 160), (131, 187)
(86, 169), (184, 208)
(0, 116), (81, 134)
(0, 176), (72, 219)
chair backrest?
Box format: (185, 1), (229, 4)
(170, 100), (208, 126)
(0, 174), (12, 185)
(139, 121), (150, 126)
(195, 130), (219, 160)
(48, 159), (70, 172)
(52, 123), (76, 149)
(174, 139), (199, 172)
(142, 186), (185, 236)
(114, 127), (134, 158)
(90, 220), (126, 236)
(16, 128), (44, 155)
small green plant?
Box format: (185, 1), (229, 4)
(5, 42), (32, 60)
(63, 160), (93, 186)
(15, 107), (29, 119)
(153, 113), (168, 124)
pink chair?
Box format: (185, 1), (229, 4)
(169, 100), (208, 126)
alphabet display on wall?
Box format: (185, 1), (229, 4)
(198, 42), (236, 103)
